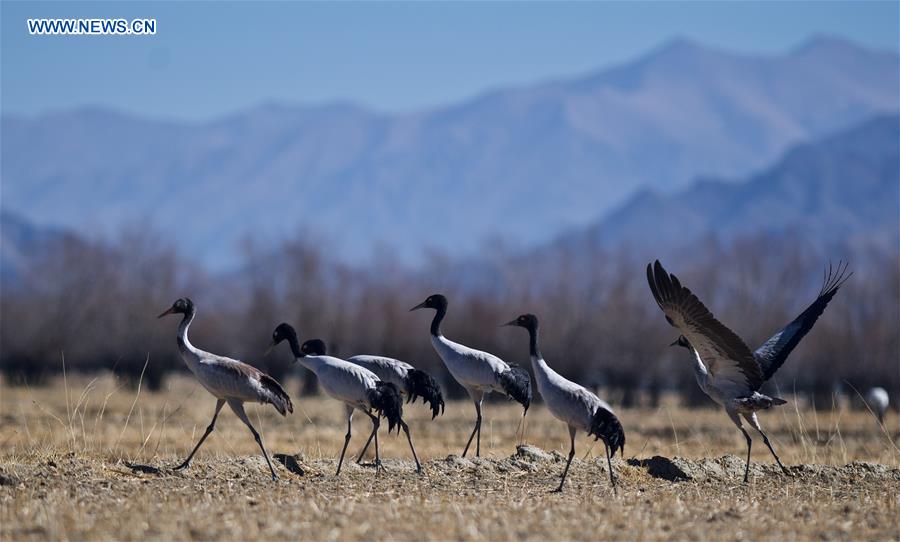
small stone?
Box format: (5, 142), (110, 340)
(514, 445), (553, 462)
(273, 454), (305, 476)
(445, 455), (474, 468)
(0, 472), (21, 486)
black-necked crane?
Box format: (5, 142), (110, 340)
(268, 323), (421, 474)
(647, 260), (850, 482)
(504, 313), (624, 492)
(346, 354), (444, 463)
(410, 294), (532, 457)
(866, 387), (889, 424)
(158, 298), (292, 480)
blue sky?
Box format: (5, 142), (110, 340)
(2, 1), (898, 121)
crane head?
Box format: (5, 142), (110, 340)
(670, 335), (692, 350)
(267, 322), (299, 356)
(300, 339), (327, 356)
(157, 297), (194, 318)
(410, 293), (447, 312)
(502, 313), (538, 332)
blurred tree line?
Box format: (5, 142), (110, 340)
(2, 227), (897, 409)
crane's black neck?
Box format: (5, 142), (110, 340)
(284, 328), (303, 358)
(430, 303), (447, 337)
(526, 322), (541, 359)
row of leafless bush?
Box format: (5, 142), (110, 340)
(2, 228), (897, 407)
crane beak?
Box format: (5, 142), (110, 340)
(669, 339), (679, 347)
(157, 307), (176, 318)
(409, 301), (427, 311)
(501, 318), (518, 327)
(263, 341), (275, 357)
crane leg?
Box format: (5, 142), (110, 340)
(729, 410), (753, 483)
(356, 415), (379, 464)
(605, 441), (617, 495)
(365, 412), (384, 471)
(520, 410), (528, 445)
(476, 415), (482, 457)
(174, 399), (225, 471)
(400, 420), (422, 473)
(759, 430), (789, 475)
(228, 399), (278, 481)
(514, 408), (528, 446)
(336, 409), (354, 476)
(372, 414), (383, 470)
(744, 413), (790, 476)
(462, 399), (483, 458)
(740, 427), (752, 483)
(553, 426), (577, 492)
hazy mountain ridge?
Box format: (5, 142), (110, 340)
(3, 115), (898, 288)
(562, 114), (900, 259)
(2, 36), (897, 268)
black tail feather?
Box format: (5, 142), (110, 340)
(367, 381), (403, 434)
(258, 373), (293, 416)
(404, 369), (445, 419)
(589, 407), (625, 458)
(499, 364), (532, 414)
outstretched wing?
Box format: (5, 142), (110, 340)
(647, 260), (763, 393)
(754, 261), (851, 381)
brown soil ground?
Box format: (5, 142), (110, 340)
(1, 376), (898, 541)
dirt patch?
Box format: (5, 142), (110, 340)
(123, 462), (163, 475)
(628, 454), (900, 484)
(273, 453), (306, 476)
(2, 378), (898, 541)
(629, 455), (693, 481)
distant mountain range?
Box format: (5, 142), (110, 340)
(3, 115), (898, 286)
(1, 36), (898, 268)
(552, 114), (899, 262)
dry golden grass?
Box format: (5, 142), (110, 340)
(1, 374), (898, 541)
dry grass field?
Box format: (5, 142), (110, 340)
(1, 374), (898, 541)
